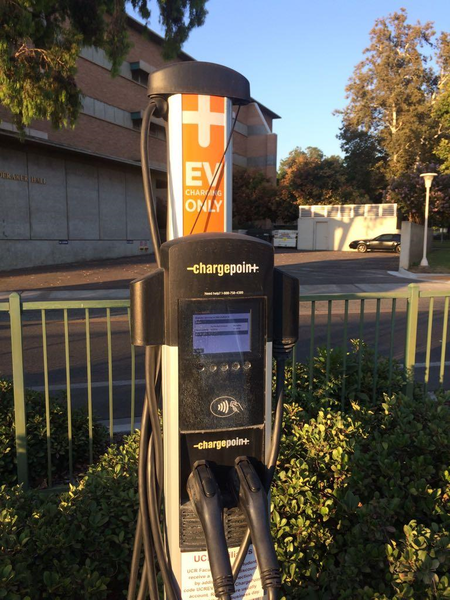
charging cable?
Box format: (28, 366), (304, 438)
(230, 458), (281, 597)
(187, 461), (235, 600)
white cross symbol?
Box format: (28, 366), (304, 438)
(182, 95), (225, 148)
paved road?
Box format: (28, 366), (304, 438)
(1, 250), (449, 427)
(0, 249), (409, 295)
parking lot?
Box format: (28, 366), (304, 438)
(0, 248), (407, 295)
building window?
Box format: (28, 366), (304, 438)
(129, 60), (154, 87)
(131, 70), (149, 86)
(130, 113), (166, 140)
(131, 111), (143, 130)
(150, 122), (166, 141)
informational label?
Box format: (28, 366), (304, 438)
(181, 545), (264, 599)
(182, 94), (226, 235)
(193, 312), (251, 354)
(0, 171), (46, 184)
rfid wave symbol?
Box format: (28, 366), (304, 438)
(210, 397), (243, 418)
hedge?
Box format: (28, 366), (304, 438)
(1, 347), (450, 599)
(0, 379), (108, 487)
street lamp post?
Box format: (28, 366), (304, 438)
(419, 172), (437, 267)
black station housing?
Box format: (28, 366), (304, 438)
(147, 61), (252, 105)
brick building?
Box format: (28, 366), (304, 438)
(0, 16), (279, 270)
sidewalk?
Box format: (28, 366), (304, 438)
(1, 280), (448, 303)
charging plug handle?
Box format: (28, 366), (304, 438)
(231, 458), (281, 591)
(187, 461), (234, 599)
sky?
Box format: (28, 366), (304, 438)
(133, 0), (450, 166)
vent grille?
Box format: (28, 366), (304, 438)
(299, 204), (397, 219)
(340, 206), (352, 217)
(180, 503), (248, 551)
(328, 206), (340, 217)
(382, 204), (396, 217)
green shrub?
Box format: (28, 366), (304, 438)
(0, 433), (140, 599)
(283, 341), (407, 413)
(1, 349), (450, 599)
(272, 390), (450, 599)
(0, 379), (108, 487)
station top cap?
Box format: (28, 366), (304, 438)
(147, 61), (251, 104)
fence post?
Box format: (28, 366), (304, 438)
(9, 292), (28, 488)
(405, 284), (419, 398)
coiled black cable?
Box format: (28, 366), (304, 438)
(140, 101), (162, 266)
(232, 357), (286, 582)
(267, 587), (279, 600)
(128, 99), (166, 600)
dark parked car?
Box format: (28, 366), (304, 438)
(349, 233), (401, 253)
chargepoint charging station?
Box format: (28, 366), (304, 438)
(128, 62), (299, 600)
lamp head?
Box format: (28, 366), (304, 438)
(420, 173), (438, 189)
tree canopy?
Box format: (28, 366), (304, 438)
(434, 33), (450, 173)
(0, 0), (208, 130)
(338, 9), (450, 179)
(338, 125), (387, 202)
(278, 146), (367, 206)
(385, 165), (450, 225)
(233, 169), (297, 228)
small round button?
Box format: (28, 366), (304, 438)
(243, 361), (251, 370)
(220, 363), (229, 372)
(196, 363), (205, 372)
(209, 364), (217, 373)
(231, 362), (240, 371)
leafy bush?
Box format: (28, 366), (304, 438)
(0, 433), (140, 599)
(283, 341), (407, 412)
(1, 349), (450, 599)
(273, 388), (450, 599)
(0, 379), (108, 487)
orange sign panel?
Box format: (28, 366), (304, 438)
(182, 95), (226, 235)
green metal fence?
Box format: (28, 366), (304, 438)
(1, 283), (449, 489)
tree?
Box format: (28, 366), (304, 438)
(385, 165), (450, 225)
(232, 169), (297, 228)
(278, 146), (367, 206)
(338, 124), (388, 202)
(0, 0), (208, 130)
(338, 9), (443, 179)
(434, 33), (450, 172)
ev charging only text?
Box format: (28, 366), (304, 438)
(185, 161), (223, 213)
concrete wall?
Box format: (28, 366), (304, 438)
(399, 222), (433, 269)
(0, 145), (166, 270)
(297, 216), (399, 251)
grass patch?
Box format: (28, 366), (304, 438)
(411, 240), (450, 273)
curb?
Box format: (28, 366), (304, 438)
(388, 268), (450, 283)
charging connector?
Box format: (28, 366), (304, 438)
(230, 457), (281, 594)
(187, 461), (235, 600)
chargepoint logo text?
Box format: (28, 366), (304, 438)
(186, 262), (259, 277)
(193, 437), (250, 451)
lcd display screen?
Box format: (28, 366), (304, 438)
(193, 312), (251, 354)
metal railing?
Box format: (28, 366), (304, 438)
(1, 283), (449, 488)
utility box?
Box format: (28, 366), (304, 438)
(297, 204), (398, 251)
(273, 230), (297, 248)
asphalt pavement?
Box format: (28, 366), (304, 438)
(1, 249), (449, 427)
(1, 248), (449, 300)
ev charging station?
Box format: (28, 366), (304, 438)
(128, 62), (299, 600)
